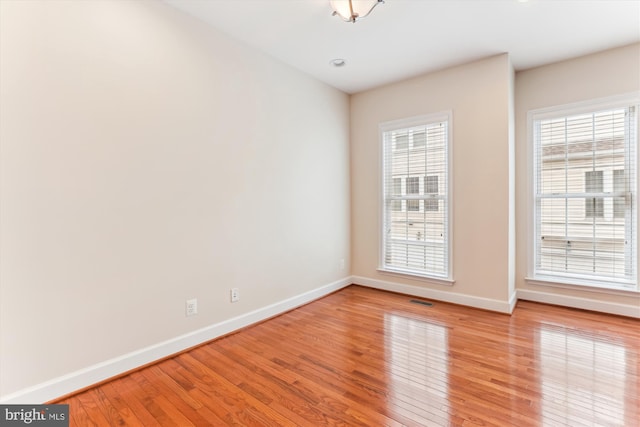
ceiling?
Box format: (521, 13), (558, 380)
(164, 0), (640, 94)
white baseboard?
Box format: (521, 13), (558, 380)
(508, 289), (518, 313)
(353, 275), (637, 318)
(352, 275), (515, 314)
(517, 289), (640, 318)
(0, 277), (352, 404)
(5, 276), (634, 404)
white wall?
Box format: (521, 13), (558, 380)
(350, 54), (516, 312)
(0, 0), (350, 400)
(515, 43), (640, 316)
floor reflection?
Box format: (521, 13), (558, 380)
(385, 313), (449, 425)
(539, 326), (631, 426)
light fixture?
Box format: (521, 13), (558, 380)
(330, 0), (384, 23)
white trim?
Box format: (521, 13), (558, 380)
(517, 288), (640, 318)
(526, 104), (535, 279)
(352, 275), (515, 314)
(508, 289), (518, 313)
(354, 275), (636, 317)
(379, 113), (451, 134)
(525, 276), (639, 295)
(529, 92), (640, 121)
(448, 113), (455, 282)
(0, 277), (352, 404)
(377, 268), (454, 286)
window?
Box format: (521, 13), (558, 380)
(392, 178), (402, 211)
(381, 112), (451, 280)
(614, 169), (625, 219)
(585, 171), (603, 218)
(531, 97), (637, 289)
(425, 175), (439, 212)
(406, 177), (420, 211)
(395, 134), (409, 150)
(413, 131), (426, 148)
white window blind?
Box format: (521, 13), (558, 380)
(381, 113), (451, 279)
(532, 102), (638, 288)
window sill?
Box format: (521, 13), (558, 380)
(378, 268), (454, 287)
(525, 276), (639, 296)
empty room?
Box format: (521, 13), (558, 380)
(1, 0), (639, 426)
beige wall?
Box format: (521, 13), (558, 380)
(515, 43), (640, 312)
(0, 0), (350, 398)
(351, 54), (515, 306)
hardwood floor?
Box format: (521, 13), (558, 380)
(57, 285), (640, 426)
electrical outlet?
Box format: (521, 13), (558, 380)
(340, 258), (345, 271)
(186, 298), (198, 317)
(230, 288), (240, 303)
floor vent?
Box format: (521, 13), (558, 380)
(409, 299), (433, 307)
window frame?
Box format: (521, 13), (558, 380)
(527, 93), (639, 293)
(378, 112), (454, 285)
